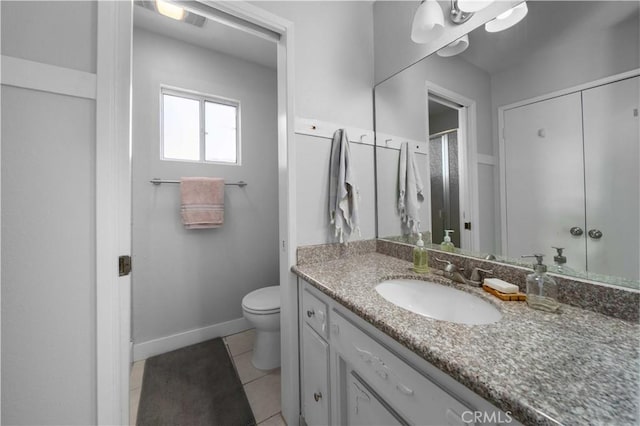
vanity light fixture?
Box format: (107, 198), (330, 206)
(155, 0), (186, 21)
(450, 1), (475, 25)
(411, 0), (445, 43)
(436, 34), (470, 57)
(456, 0), (495, 13)
(485, 1), (528, 33)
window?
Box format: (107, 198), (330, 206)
(161, 87), (240, 164)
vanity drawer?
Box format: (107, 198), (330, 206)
(331, 311), (474, 426)
(302, 288), (328, 338)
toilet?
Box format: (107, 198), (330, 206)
(241, 286), (281, 370)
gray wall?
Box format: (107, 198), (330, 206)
(375, 53), (496, 251)
(132, 28), (279, 346)
(256, 2), (376, 245)
(1, 1), (97, 424)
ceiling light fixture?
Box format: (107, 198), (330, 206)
(436, 34), (470, 57)
(456, 0), (495, 13)
(155, 0), (185, 21)
(411, 0), (445, 44)
(450, 1), (475, 25)
(484, 2), (528, 33)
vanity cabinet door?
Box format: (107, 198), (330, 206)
(301, 323), (330, 426)
(582, 76), (640, 281)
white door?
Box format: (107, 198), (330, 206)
(503, 92), (586, 269)
(582, 76), (640, 281)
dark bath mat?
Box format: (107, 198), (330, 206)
(137, 338), (256, 426)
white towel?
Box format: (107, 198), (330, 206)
(398, 142), (424, 233)
(328, 129), (360, 243)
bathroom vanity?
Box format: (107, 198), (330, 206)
(293, 251), (639, 425)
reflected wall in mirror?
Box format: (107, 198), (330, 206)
(374, 1), (639, 288)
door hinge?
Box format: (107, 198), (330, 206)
(119, 255), (132, 277)
(464, 222), (472, 230)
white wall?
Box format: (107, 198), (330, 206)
(1, 1), (97, 424)
(256, 1), (376, 245)
(131, 28), (279, 353)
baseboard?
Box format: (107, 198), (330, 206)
(133, 317), (251, 361)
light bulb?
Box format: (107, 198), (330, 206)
(156, 0), (185, 21)
(457, 0), (495, 13)
(485, 2), (528, 33)
(411, 0), (445, 44)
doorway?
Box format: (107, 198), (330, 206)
(425, 84), (478, 252)
(428, 98), (461, 248)
(96, 2), (296, 425)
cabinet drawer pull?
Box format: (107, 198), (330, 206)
(306, 309), (315, 318)
(376, 368), (388, 380)
(313, 392), (322, 402)
(330, 323), (340, 335)
(396, 383), (414, 396)
(355, 346), (372, 363)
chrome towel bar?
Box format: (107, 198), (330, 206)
(149, 178), (247, 187)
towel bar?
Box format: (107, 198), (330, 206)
(150, 178), (247, 187)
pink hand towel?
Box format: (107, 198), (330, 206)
(180, 177), (224, 229)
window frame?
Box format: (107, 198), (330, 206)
(159, 85), (241, 165)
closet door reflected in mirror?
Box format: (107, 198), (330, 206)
(583, 76), (639, 280)
(503, 92), (586, 272)
(503, 76), (639, 280)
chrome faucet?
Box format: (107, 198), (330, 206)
(435, 259), (492, 287)
(435, 258), (469, 285)
(469, 267), (493, 287)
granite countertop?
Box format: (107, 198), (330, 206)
(292, 252), (640, 426)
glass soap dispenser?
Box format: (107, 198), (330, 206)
(522, 254), (559, 312)
(413, 233), (429, 273)
(552, 246), (576, 275)
(440, 230), (456, 252)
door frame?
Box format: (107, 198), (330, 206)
(497, 68), (640, 253)
(96, 1), (297, 425)
(425, 81), (479, 251)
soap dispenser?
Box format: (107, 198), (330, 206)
(522, 254), (559, 312)
(552, 247), (575, 275)
(440, 230), (455, 252)
(413, 233), (429, 273)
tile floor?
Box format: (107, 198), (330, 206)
(129, 329), (285, 426)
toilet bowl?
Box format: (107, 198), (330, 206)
(242, 286), (281, 370)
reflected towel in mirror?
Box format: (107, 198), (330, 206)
(398, 142), (424, 233)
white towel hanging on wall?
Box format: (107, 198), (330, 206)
(328, 128), (361, 243)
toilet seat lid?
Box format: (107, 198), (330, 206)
(242, 286), (280, 312)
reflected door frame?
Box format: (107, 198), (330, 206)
(425, 81), (479, 251)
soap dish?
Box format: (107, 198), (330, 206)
(482, 284), (526, 301)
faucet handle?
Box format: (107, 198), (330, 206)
(435, 258), (463, 273)
(470, 267), (493, 282)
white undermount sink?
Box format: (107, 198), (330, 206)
(375, 279), (502, 325)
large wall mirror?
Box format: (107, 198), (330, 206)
(375, 1), (639, 289)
